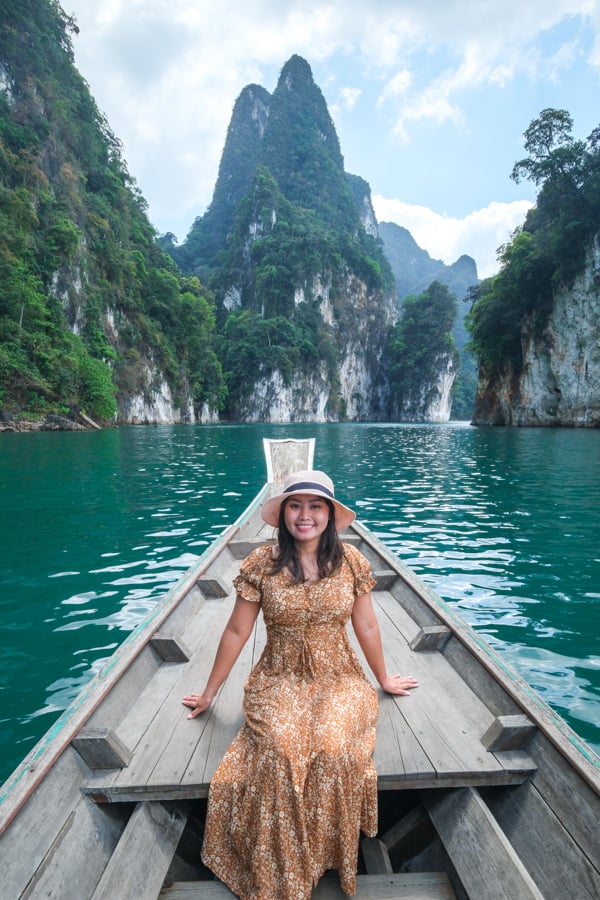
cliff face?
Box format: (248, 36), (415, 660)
(176, 56), (456, 424)
(390, 354), (458, 423)
(472, 236), (600, 427)
(0, 0), (225, 427)
(225, 264), (395, 423)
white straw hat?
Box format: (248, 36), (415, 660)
(261, 470), (355, 531)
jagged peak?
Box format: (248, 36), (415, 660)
(450, 254), (478, 277)
(229, 83), (271, 135)
(278, 55), (315, 90)
(234, 82), (271, 109)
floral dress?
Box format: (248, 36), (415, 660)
(201, 542), (379, 899)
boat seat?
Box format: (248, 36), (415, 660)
(91, 801), (189, 900)
(423, 787), (544, 900)
(78, 569), (537, 804)
(159, 871), (457, 898)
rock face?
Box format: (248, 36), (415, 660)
(473, 236), (600, 427)
(177, 56), (455, 425)
(389, 350), (458, 423)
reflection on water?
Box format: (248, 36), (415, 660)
(0, 422), (598, 782)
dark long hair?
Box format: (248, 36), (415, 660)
(270, 498), (344, 583)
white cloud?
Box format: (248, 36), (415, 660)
(372, 195), (534, 279)
(339, 87), (362, 110)
(378, 69), (412, 106)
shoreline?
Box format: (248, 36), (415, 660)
(0, 412), (102, 433)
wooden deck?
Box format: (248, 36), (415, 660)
(76, 513), (536, 806)
(160, 872), (457, 898)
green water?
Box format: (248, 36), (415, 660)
(1, 423), (599, 784)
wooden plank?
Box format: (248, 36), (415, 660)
(228, 538), (272, 559)
(82, 596), (263, 803)
(0, 748), (122, 898)
(409, 626), (451, 652)
(523, 732), (600, 872)
(361, 837), (393, 873)
(263, 437), (315, 485)
(160, 872), (457, 898)
(150, 608), (247, 793)
(160, 885), (235, 898)
(188, 615), (257, 786)
(72, 728), (132, 769)
(491, 751), (536, 778)
(481, 715), (536, 751)
(91, 801), (188, 900)
(372, 593), (505, 782)
(486, 768), (600, 899)
(312, 872), (457, 898)
(85, 638), (164, 733)
(12, 798), (125, 899)
(91, 654), (197, 797)
(81, 593), (238, 801)
(373, 570), (397, 591)
(424, 787), (545, 900)
(373, 692), (434, 784)
(112, 597), (238, 795)
(381, 805), (430, 854)
(151, 634), (191, 663)
(197, 577), (229, 598)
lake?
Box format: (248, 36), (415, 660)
(0, 422), (598, 784)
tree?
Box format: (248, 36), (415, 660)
(511, 109), (586, 189)
(388, 281), (458, 413)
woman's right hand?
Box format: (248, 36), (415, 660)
(182, 692), (212, 718)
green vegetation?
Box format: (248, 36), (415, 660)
(388, 281), (458, 416)
(173, 56), (395, 417)
(209, 165), (391, 413)
(0, 0), (224, 421)
(467, 109), (600, 373)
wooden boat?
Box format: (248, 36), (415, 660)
(1, 438), (598, 899)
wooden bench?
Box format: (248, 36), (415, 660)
(78, 562), (536, 804)
(159, 871), (457, 898)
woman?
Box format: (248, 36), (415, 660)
(183, 470), (418, 899)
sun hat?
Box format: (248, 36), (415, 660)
(261, 470), (355, 531)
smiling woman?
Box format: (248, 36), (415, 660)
(261, 470), (356, 583)
(182, 467), (417, 899)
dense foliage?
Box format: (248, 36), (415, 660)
(467, 109), (600, 373)
(0, 0), (224, 421)
(388, 281), (458, 416)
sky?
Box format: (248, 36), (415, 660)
(63, 0), (600, 279)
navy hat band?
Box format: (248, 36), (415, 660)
(283, 481), (334, 499)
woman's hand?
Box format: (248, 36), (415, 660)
(380, 674), (419, 696)
(182, 692), (212, 718)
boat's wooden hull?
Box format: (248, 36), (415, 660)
(1, 444), (598, 899)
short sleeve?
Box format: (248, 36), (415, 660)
(343, 543), (376, 596)
(232, 545), (271, 603)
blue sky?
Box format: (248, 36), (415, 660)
(65, 0), (600, 277)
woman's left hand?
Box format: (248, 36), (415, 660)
(380, 674), (419, 696)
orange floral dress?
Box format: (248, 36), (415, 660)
(201, 542), (379, 899)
